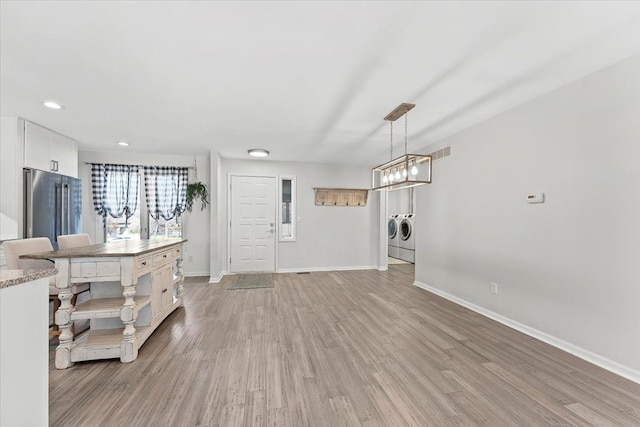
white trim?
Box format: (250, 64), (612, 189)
(277, 265), (377, 274)
(413, 280), (640, 385)
(183, 272), (211, 278)
(210, 266), (377, 279)
(376, 266), (388, 272)
(208, 271), (226, 283)
(378, 190), (388, 271)
(226, 172), (231, 275)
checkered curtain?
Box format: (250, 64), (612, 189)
(91, 164), (140, 224)
(143, 166), (188, 221)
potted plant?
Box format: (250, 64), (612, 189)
(186, 181), (209, 212)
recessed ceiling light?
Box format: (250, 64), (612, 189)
(248, 149), (269, 157)
(117, 141), (130, 147)
(43, 101), (64, 110)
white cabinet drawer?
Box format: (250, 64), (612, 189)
(137, 255), (152, 275)
(152, 249), (173, 266)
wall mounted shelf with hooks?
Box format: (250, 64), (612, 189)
(313, 188), (368, 206)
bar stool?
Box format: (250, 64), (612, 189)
(3, 237), (90, 336)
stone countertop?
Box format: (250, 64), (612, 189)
(0, 268), (57, 289)
(19, 238), (187, 260)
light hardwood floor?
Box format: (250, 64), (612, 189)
(49, 266), (640, 426)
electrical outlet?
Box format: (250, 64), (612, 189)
(490, 282), (498, 295)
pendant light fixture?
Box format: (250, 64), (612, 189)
(371, 103), (432, 191)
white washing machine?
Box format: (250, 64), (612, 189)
(398, 213), (415, 263)
(387, 214), (400, 259)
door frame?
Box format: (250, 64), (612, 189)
(227, 173), (279, 274)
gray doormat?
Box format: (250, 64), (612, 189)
(227, 273), (274, 290)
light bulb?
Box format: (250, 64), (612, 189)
(388, 172), (394, 182)
(394, 170), (401, 180)
(410, 165), (418, 175)
(402, 168), (407, 178)
(382, 174), (388, 183)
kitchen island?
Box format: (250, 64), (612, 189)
(22, 239), (186, 369)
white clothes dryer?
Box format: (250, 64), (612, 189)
(387, 215), (400, 259)
(398, 214), (415, 263)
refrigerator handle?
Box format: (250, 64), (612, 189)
(65, 184), (71, 235)
(54, 183), (60, 240)
(60, 183), (67, 236)
(24, 169), (33, 238)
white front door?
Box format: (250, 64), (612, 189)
(230, 175), (276, 273)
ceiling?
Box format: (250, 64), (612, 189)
(2, 1), (640, 166)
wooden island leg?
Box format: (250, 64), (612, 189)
(176, 255), (184, 307)
(120, 258), (138, 363)
(54, 259), (75, 369)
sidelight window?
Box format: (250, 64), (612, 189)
(280, 176), (296, 241)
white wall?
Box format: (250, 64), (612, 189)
(414, 53), (640, 381)
(0, 117), (24, 242)
(78, 150), (211, 276)
(388, 188), (414, 216)
(220, 159), (380, 274)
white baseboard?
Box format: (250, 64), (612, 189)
(208, 271), (226, 284)
(204, 266), (378, 279)
(413, 280), (640, 385)
(207, 266), (376, 279)
(277, 265), (377, 274)
(184, 272), (211, 278)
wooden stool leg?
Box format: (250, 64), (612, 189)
(70, 294), (78, 336)
(49, 296), (61, 336)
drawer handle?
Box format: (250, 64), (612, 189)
(163, 254), (167, 258)
(141, 261), (147, 266)
(162, 288), (168, 293)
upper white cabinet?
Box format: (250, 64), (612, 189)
(49, 131), (78, 177)
(24, 121), (78, 177)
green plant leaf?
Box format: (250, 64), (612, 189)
(186, 182), (209, 212)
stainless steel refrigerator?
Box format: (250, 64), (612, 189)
(24, 168), (82, 249)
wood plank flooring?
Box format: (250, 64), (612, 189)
(49, 266), (640, 426)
